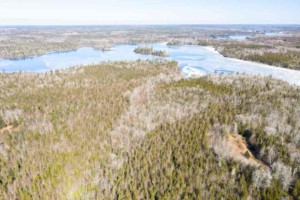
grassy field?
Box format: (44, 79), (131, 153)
(0, 60), (299, 199)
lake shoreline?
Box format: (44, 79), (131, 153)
(1, 43), (300, 86)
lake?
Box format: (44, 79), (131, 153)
(216, 35), (252, 40)
(265, 32), (289, 36)
(215, 32), (287, 40)
(0, 43), (299, 85)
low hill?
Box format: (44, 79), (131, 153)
(0, 61), (299, 199)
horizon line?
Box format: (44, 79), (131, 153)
(1, 23), (300, 27)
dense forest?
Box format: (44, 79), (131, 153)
(134, 46), (168, 57)
(218, 43), (300, 70)
(0, 60), (299, 199)
(245, 51), (300, 69)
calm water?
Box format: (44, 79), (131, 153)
(265, 32), (289, 36)
(0, 43), (299, 85)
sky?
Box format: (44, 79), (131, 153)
(0, 0), (299, 25)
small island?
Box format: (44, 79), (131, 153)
(167, 40), (181, 46)
(134, 46), (169, 57)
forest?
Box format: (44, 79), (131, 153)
(134, 46), (168, 57)
(0, 60), (299, 199)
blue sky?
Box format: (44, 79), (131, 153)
(0, 0), (299, 25)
